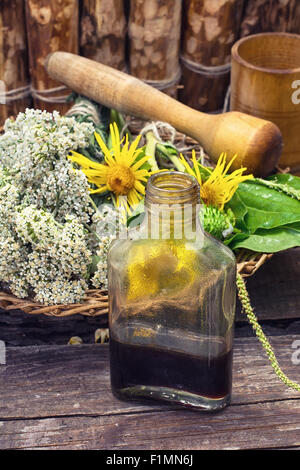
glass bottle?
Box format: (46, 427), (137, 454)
(108, 171), (236, 411)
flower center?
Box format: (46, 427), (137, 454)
(106, 164), (135, 195)
(200, 184), (224, 209)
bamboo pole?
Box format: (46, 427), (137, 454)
(180, 0), (244, 112)
(0, 0), (31, 126)
(25, 0), (79, 114)
(240, 0), (300, 37)
(129, 0), (182, 98)
(80, 0), (126, 71)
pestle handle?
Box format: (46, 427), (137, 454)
(45, 52), (282, 176)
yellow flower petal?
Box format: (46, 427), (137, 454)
(179, 153), (196, 177)
(69, 151), (104, 170)
(124, 134), (142, 165)
(191, 149), (202, 185)
(134, 179), (146, 194)
(69, 128), (154, 216)
(95, 132), (114, 164)
(180, 151), (253, 210)
(110, 123), (121, 160)
(90, 185), (109, 194)
(131, 155), (151, 171)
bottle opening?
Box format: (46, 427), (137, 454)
(145, 171), (200, 207)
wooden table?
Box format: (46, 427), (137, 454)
(0, 249), (300, 450)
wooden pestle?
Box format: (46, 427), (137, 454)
(45, 52), (283, 176)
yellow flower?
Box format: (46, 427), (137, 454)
(69, 123), (151, 214)
(179, 150), (253, 210)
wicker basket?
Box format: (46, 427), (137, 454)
(0, 288), (108, 317)
(0, 252), (273, 318)
(0, 118), (273, 317)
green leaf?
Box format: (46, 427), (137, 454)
(195, 163), (212, 182)
(127, 200), (145, 228)
(224, 232), (248, 248)
(225, 191), (249, 232)
(280, 221), (300, 232)
(156, 142), (178, 159)
(267, 173), (300, 190)
(228, 227), (300, 253)
(255, 173), (300, 200)
(226, 180), (300, 233)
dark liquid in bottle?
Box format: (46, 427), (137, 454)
(110, 337), (232, 404)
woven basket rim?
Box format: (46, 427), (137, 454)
(0, 288), (108, 317)
(0, 251), (273, 317)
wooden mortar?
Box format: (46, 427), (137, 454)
(231, 32), (300, 174)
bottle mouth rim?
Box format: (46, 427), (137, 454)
(146, 171), (200, 206)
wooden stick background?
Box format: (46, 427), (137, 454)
(25, 0), (79, 114)
(240, 0), (300, 37)
(129, 0), (182, 98)
(80, 0), (126, 71)
(0, 0), (31, 126)
(180, 0), (244, 112)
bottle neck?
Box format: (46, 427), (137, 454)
(144, 204), (200, 240)
(144, 171), (201, 241)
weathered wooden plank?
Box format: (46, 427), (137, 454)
(0, 308), (107, 347)
(1, 336), (300, 449)
(1, 399), (300, 450)
(0, 336), (299, 423)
